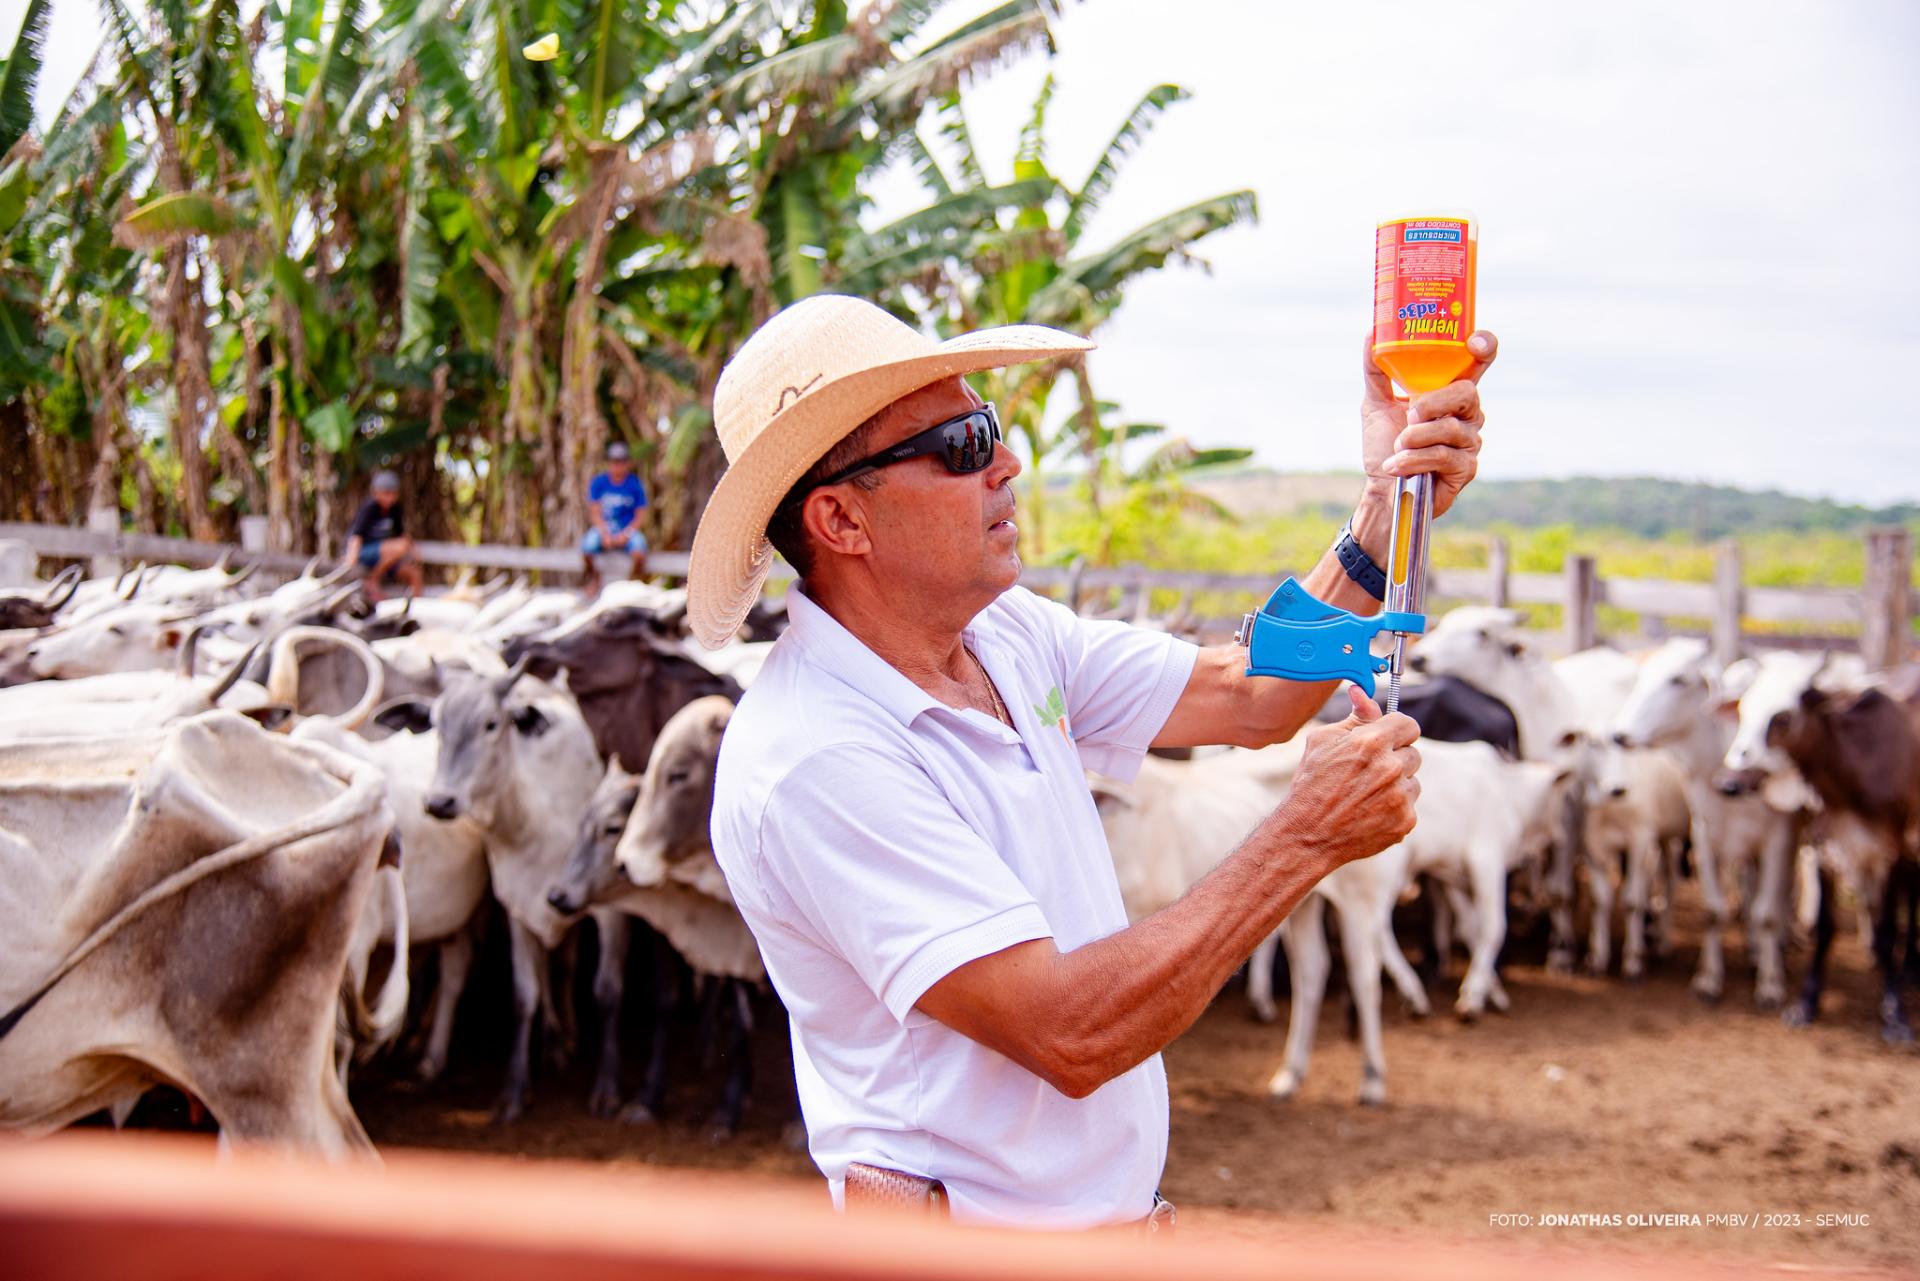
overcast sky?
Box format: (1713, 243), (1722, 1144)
(9, 0), (1915, 504)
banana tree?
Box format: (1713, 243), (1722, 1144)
(895, 73), (1257, 558)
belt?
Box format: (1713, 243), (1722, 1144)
(841, 1163), (1175, 1232)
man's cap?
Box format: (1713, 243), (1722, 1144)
(685, 295), (1092, 649)
(605, 441), (632, 462)
(371, 470), (400, 493)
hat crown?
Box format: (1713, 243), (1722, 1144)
(713, 295), (936, 464)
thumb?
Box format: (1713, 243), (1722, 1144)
(1346, 682), (1383, 724)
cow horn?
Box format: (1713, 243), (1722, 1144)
(317, 557), (355, 587)
(215, 548), (234, 572)
(207, 640), (262, 706)
(176, 623), (209, 678)
(120, 563), (150, 599)
(321, 582), (362, 618)
(301, 554), (322, 580)
(226, 558), (261, 589)
(40, 565), (82, 612)
(495, 652), (534, 698)
(399, 593), (414, 619)
(267, 625), (385, 733)
(478, 573), (510, 601)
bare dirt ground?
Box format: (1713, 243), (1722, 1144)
(352, 898), (1919, 1273)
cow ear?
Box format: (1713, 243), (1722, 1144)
(1088, 784), (1129, 818)
(241, 704), (295, 732)
(520, 648), (562, 682)
(373, 698), (434, 735)
(1505, 639), (1528, 659)
(512, 704), (551, 737)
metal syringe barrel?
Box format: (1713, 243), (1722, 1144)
(1381, 471), (1433, 713)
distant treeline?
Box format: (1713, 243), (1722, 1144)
(1443, 477), (1919, 540)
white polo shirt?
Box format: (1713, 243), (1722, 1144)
(709, 583), (1198, 1228)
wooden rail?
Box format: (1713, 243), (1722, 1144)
(0, 1134), (1897, 1281)
(2, 521), (1910, 664)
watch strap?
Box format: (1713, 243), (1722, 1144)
(1334, 521), (1387, 601)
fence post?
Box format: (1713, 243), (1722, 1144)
(1862, 526), (1913, 671)
(1565, 554), (1598, 652)
(1488, 534), (1510, 608)
(1064, 556), (1086, 615)
(1712, 540), (1745, 666)
(86, 507), (122, 579)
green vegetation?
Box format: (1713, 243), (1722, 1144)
(0, 0), (1252, 556)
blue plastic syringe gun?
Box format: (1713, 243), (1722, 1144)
(1237, 472), (1434, 707)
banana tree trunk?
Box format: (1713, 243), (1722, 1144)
(161, 243), (218, 541)
(267, 366), (299, 552)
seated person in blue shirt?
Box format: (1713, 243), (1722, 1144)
(342, 469), (423, 602)
(581, 440), (649, 590)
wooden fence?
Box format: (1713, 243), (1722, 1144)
(2, 520), (1911, 668)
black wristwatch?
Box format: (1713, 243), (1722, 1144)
(1334, 521), (1387, 601)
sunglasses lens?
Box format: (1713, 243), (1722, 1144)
(944, 412), (995, 472)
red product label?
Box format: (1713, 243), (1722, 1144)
(1374, 217), (1473, 350)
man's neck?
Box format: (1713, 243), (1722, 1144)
(804, 575), (985, 690)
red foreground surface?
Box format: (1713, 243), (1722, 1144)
(0, 1133), (1910, 1281)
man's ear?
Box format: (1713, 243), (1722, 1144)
(803, 488), (875, 560)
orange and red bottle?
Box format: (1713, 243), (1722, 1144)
(1373, 215), (1477, 395)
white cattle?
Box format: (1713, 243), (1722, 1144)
(1578, 737), (1692, 979)
(1611, 638), (1793, 1005)
(292, 717), (491, 1083)
(24, 603), (203, 678)
(0, 712), (392, 1155)
(0, 638), (267, 739)
(418, 658), (605, 1121)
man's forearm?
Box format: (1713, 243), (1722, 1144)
(970, 816), (1334, 1098)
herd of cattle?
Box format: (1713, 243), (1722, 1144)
(0, 542), (1914, 1158)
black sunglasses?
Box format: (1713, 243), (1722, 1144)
(790, 404), (1002, 504)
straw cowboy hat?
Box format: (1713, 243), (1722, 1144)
(687, 294), (1093, 648)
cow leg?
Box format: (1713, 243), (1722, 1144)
(494, 917), (547, 1124)
(1653, 837), (1681, 959)
(1246, 929), (1281, 1024)
(545, 926), (579, 1072)
(1457, 857), (1509, 1020)
(1425, 876), (1453, 980)
(620, 933), (680, 1126)
(1334, 900), (1388, 1106)
(1622, 833), (1654, 982)
(1379, 917), (1431, 1018)
(1546, 795), (1582, 974)
(1872, 857), (1915, 1044)
(1785, 868), (1836, 1028)
(709, 980), (756, 1143)
(1267, 897), (1329, 1101)
(1691, 815), (1729, 1003)
(588, 909), (632, 1117)
(1584, 844), (1616, 976)
(417, 929), (475, 1084)
(1751, 823), (1792, 1010)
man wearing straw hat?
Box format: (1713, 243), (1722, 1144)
(690, 295), (1495, 1229)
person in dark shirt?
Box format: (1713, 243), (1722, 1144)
(580, 440), (649, 592)
(342, 470), (423, 601)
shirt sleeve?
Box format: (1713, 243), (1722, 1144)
(757, 743), (1054, 1023)
(1002, 587), (1199, 781)
(588, 474), (608, 503)
(633, 478), (648, 510)
(346, 500), (376, 540)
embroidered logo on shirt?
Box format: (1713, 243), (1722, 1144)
(1033, 685), (1071, 741)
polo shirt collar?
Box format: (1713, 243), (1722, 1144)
(784, 584), (1009, 735)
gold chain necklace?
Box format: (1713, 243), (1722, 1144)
(966, 646), (1011, 726)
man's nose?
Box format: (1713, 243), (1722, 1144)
(988, 435), (1021, 486)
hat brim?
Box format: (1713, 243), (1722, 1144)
(687, 324), (1094, 649)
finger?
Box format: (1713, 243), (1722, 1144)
(1463, 330), (1498, 384)
(1360, 332), (1399, 405)
(1370, 711), (1421, 749)
(1393, 415), (1480, 454)
(1347, 682), (1383, 724)
(1407, 380), (1482, 425)
(1395, 743), (1422, 778)
(1382, 443), (1479, 482)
